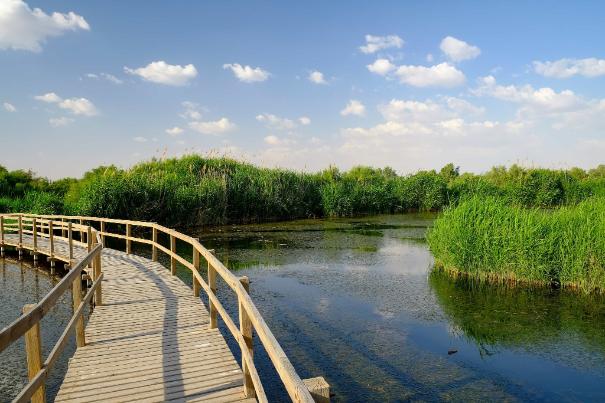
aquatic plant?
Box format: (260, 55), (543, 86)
(427, 197), (605, 292)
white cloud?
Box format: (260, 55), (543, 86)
(3, 102), (16, 112)
(440, 36), (480, 62)
(59, 97), (98, 116)
(533, 58), (605, 78)
(49, 117), (73, 127)
(308, 70), (327, 85)
(133, 136), (147, 143)
(256, 113), (299, 130)
(165, 126), (183, 136)
(223, 63), (270, 83)
(0, 0), (89, 52)
(264, 135), (280, 145)
(264, 135), (295, 146)
(395, 62), (466, 87)
(189, 118), (236, 135)
(359, 34), (404, 54)
(299, 116), (311, 125)
(125, 61), (197, 86)
(444, 97), (485, 116)
(341, 100), (366, 117)
(86, 72), (123, 84)
(34, 92), (61, 103)
(35, 92), (98, 116)
(367, 58), (396, 76)
(473, 75), (583, 113)
(180, 101), (203, 120)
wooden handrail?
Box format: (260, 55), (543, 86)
(0, 213), (104, 403)
(3, 213), (324, 403)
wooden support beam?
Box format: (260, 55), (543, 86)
(100, 220), (106, 247)
(151, 226), (158, 262)
(170, 234), (176, 275)
(23, 304), (46, 403)
(72, 274), (85, 348)
(239, 276), (255, 398)
(303, 377), (331, 403)
(126, 223), (132, 254)
(208, 260), (218, 329)
(192, 247), (201, 297)
(68, 222), (74, 264)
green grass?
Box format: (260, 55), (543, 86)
(427, 197), (605, 293)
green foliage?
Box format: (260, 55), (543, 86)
(427, 197), (605, 292)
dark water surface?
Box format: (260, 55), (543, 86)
(2, 214), (605, 402)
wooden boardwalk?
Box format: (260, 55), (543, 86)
(4, 234), (253, 402)
(1, 214), (327, 403)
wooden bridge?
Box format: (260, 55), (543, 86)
(0, 214), (329, 403)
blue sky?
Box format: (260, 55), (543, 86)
(2, 0), (605, 179)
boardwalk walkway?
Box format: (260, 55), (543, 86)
(3, 234), (253, 402)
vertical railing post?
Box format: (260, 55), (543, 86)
(32, 217), (38, 256)
(79, 219), (84, 243)
(22, 304), (46, 403)
(72, 271), (85, 348)
(208, 255), (217, 329)
(61, 218), (66, 238)
(170, 234), (176, 275)
(239, 276), (254, 398)
(18, 214), (23, 248)
(100, 220), (106, 247)
(68, 222), (74, 264)
(151, 226), (158, 262)
(93, 236), (102, 306)
(87, 226), (93, 269)
(48, 220), (54, 262)
(126, 223), (132, 254)
(0, 215), (4, 246)
(192, 247), (201, 297)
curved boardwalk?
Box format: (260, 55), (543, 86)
(4, 234), (253, 402)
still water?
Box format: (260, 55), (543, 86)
(2, 214), (605, 402)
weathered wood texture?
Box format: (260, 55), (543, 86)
(54, 248), (254, 403)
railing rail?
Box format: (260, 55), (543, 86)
(0, 213), (329, 403)
(0, 214), (103, 403)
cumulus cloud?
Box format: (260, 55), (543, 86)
(3, 102), (16, 112)
(125, 61), (197, 86)
(359, 34), (404, 54)
(189, 118), (236, 135)
(298, 116), (311, 125)
(165, 127), (183, 136)
(308, 70), (327, 85)
(533, 58), (605, 78)
(367, 58), (396, 75)
(180, 101), (203, 120)
(440, 36), (480, 62)
(341, 100), (366, 117)
(86, 72), (123, 84)
(395, 63), (466, 87)
(0, 0), (89, 52)
(472, 75), (583, 113)
(34, 92), (98, 116)
(49, 117), (73, 127)
(223, 63), (270, 82)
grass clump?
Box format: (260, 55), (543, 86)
(427, 197), (605, 293)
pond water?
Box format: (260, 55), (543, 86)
(2, 214), (605, 402)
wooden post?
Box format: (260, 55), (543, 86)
(100, 221), (106, 247)
(72, 272), (85, 348)
(208, 260), (218, 329)
(192, 248), (201, 297)
(0, 216), (4, 246)
(239, 276), (254, 398)
(126, 223), (132, 254)
(32, 218), (38, 257)
(87, 226), (93, 269)
(61, 218), (66, 238)
(68, 222), (74, 264)
(18, 214), (23, 248)
(23, 304), (46, 403)
(93, 240), (102, 306)
(79, 219), (84, 243)
(303, 377), (331, 403)
(151, 227), (158, 262)
(48, 220), (54, 264)
(170, 234), (176, 275)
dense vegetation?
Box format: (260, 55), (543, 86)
(427, 197), (605, 292)
(2, 155), (605, 228)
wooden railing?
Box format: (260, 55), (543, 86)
(0, 213), (329, 403)
(0, 214), (103, 403)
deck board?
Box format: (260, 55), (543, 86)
(2, 233), (252, 403)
